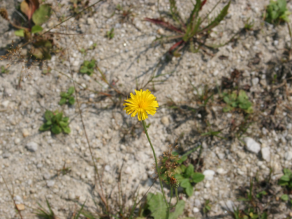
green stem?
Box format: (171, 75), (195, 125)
(142, 120), (169, 216)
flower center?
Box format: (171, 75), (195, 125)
(138, 101), (147, 109)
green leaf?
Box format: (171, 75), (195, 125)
(59, 121), (68, 128)
(60, 92), (69, 98)
(88, 60), (95, 68)
(32, 4), (52, 26)
(278, 0), (287, 14)
(177, 146), (200, 164)
(185, 164), (194, 177)
(15, 29), (25, 37)
(185, 184), (194, 197)
(55, 112), (63, 121)
(201, 1), (231, 33)
(146, 193), (185, 219)
(31, 25), (43, 33)
(283, 168), (292, 176)
(39, 124), (51, 131)
(58, 98), (67, 105)
(44, 110), (54, 121)
(62, 126), (71, 134)
(67, 86), (75, 95)
(62, 117), (69, 122)
(80, 66), (88, 73)
(280, 174), (290, 182)
(280, 194), (289, 201)
(45, 120), (52, 126)
(68, 97), (75, 105)
(191, 172), (205, 183)
(51, 124), (61, 134)
(180, 178), (191, 188)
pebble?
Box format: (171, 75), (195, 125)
(203, 170), (215, 181)
(216, 168), (227, 175)
(104, 165), (110, 172)
(261, 147), (270, 162)
(244, 137), (260, 154)
(22, 129), (30, 137)
(193, 207), (199, 213)
(46, 180), (55, 187)
(2, 152), (10, 158)
(43, 173), (51, 180)
(14, 138), (21, 144)
(2, 100), (9, 108)
(161, 116), (169, 126)
(16, 204), (25, 211)
(252, 77), (259, 86)
(285, 151), (292, 161)
(26, 142), (38, 152)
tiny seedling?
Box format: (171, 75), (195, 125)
(145, 0), (231, 56)
(222, 90), (253, 114)
(1, 66), (9, 74)
(59, 86), (75, 106)
(80, 59), (96, 76)
(203, 199), (212, 214)
(39, 110), (71, 134)
(265, 0), (290, 24)
(244, 17), (254, 31)
(106, 28), (115, 39)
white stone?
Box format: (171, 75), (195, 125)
(161, 116), (169, 126)
(105, 165), (110, 172)
(261, 147), (270, 162)
(14, 138), (21, 145)
(203, 170), (215, 181)
(1, 100), (9, 108)
(46, 180), (55, 187)
(216, 167), (227, 175)
(193, 207), (200, 213)
(22, 129), (30, 137)
(252, 78), (259, 86)
(244, 137), (260, 154)
(285, 151), (292, 161)
(26, 142), (38, 152)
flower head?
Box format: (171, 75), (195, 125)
(123, 89), (159, 121)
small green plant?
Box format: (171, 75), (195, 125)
(159, 146), (204, 197)
(143, 192), (185, 219)
(80, 59), (96, 76)
(79, 43), (97, 55)
(0, 66), (9, 74)
(39, 110), (71, 134)
(106, 28), (115, 39)
(244, 17), (254, 31)
(222, 90), (253, 114)
(203, 199), (212, 214)
(35, 199), (56, 219)
(278, 168), (292, 191)
(59, 86), (75, 106)
(265, 0), (290, 24)
(145, 0), (231, 56)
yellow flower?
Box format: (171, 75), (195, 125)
(123, 89), (159, 121)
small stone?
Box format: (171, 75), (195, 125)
(285, 151), (292, 161)
(216, 167), (227, 175)
(43, 173), (51, 180)
(26, 142), (38, 152)
(161, 116), (169, 126)
(244, 137), (260, 154)
(22, 129), (30, 137)
(87, 17), (95, 25)
(14, 195), (23, 204)
(193, 207), (199, 213)
(252, 77), (259, 86)
(105, 165), (110, 172)
(2, 152), (10, 158)
(14, 138), (21, 144)
(16, 204), (25, 211)
(203, 170), (215, 181)
(261, 147), (270, 162)
(2, 100), (9, 108)
(46, 180), (55, 187)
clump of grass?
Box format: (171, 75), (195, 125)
(145, 0), (231, 56)
(222, 90), (253, 114)
(106, 28), (115, 39)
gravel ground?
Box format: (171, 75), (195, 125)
(1, 0), (292, 218)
